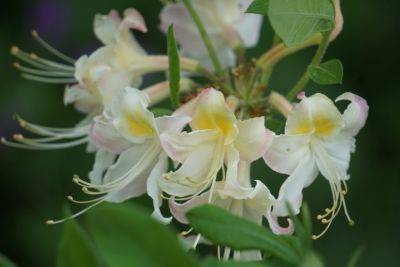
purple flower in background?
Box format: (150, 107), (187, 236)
(25, 0), (71, 40)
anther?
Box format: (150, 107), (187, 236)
(31, 29), (38, 37)
(317, 214), (323, 220)
(30, 53), (38, 59)
(46, 220), (55, 225)
(67, 196), (74, 201)
(13, 62), (20, 68)
(1, 137), (6, 144)
(10, 46), (19, 55)
(13, 134), (23, 141)
(348, 220), (355, 227)
(312, 235), (318, 240)
(321, 219), (329, 224)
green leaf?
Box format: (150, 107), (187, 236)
(246, 0), (269, 15)
(151, 108), (173, 117)
(309, 59), (343, 85)
(268, 0), (335, 47)
(186, 205), (300, 264)
(300, 252), (325, 267)
(167, 25), (181, 108)
(201, 258), (268, 267)
(56, 209), (104, 267)
(0, 252), (17, 267)
(86, 203), (197, 267)
(347, 247), (365, 267)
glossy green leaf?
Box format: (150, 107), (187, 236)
(56, 212), (103, 267)
(201, 257), (270, 267)
(86, 203), (197, 267)
(268, 0), (335, 47)
(167, 25), (181, 108)
(0, 253), (17, 267)
(186, 205), (300, 264)
(246, 0), (269, 15)
(309, 59), (343, 85)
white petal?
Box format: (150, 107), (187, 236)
(159, 137), (220, 197)
(94, 10), (121, 45)
(155, 115), (191, 136)
(89, 115), (131, 154)
(241, 181), (272, 224)
(169, 192), (209, 224)
(88, 149), (116, 185)
(286, 93), (343, 138)
(312, 137), (354, 182)
(272, 152), (318, 217)
(112, 87), (157, 144)
(147, 154), (171, 224)
(104, 142), (156, 202)
(221, 147), (253, 198)
(263, 134), (310, 175)
(160, 130), (218, 163)
(64, 84), (99, 114)
(190, 88), (238, 144)
(336, 92), (369, 137)
(235, 117), (272, 162)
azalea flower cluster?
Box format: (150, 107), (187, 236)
(3, 0), (368, 261)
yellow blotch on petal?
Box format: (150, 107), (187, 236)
(124, 109), (155, 137)
(314, 114), (338, 137)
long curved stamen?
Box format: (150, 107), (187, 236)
(11, 41), (76, 84)
(20, 74), (76, 84)
(1, 136), (89, 150)
(14, 115), (91, 136)
(311, 140), (354, 239)
(74, 144), (160, 195)
(31, 30), (76, 64)
(46, 199), (105, 225)
(13, 62), (74, 77)
(169, 136), (225, 202)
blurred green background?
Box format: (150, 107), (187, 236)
(0, 0), (399, 266)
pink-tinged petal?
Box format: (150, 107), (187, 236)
(88, 149), (116, 185)
(104, 143), (154, 202)
(155, 115), (191, 135)
(159, 136), (219, 197)
(147, 154), (171, 224)
(312, 136), (354, 182)
(235, 117), (273, 162)
(122, 8), (148, 33)
(94, 10), (121, 45)
(160, 130), (218, 163)
(168, 193), (209, 224)
(266, 213), (294, 235)
(89, 115), (131, 154)
(330, 0), (344, 41)
(64, 84), (99, 114)
(336, 92), (369, 137)
(221, 147), (254, 198)
(263, 134), (310, 175)
(272, 153), (318, 217)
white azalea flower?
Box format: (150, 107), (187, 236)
(160, 0), (262, 68)
(47, 87), (191, 224)
(168, 161), (293, 260)
(159, 88), (272, 202)
(264, 92), (369, 239)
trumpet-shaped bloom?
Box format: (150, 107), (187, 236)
(66, 8), (154, 112)
(67, 87), (191, 224)
(159, 88), (272, 201)
(169, 161), (293, 260)
(160, 0), (262, 68)
(264, 92), (368, 238)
